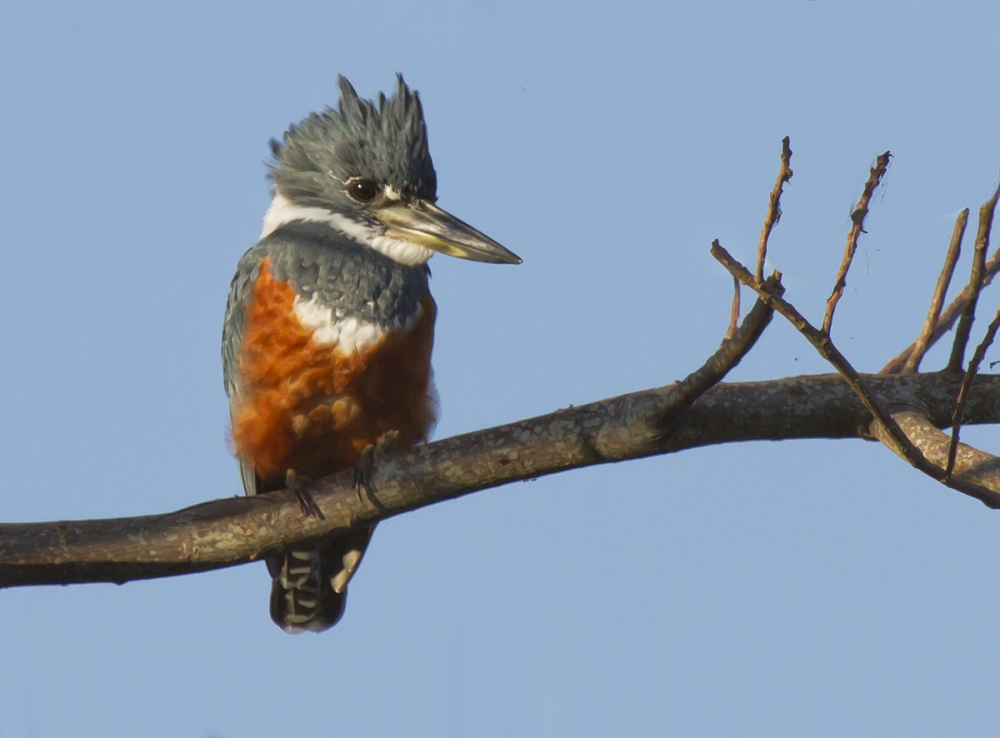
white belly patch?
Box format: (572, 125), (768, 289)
(292, 292), (422, 354)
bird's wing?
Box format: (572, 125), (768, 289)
(222, 249), (264, 497)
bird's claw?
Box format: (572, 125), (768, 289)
(285, 469), (325, 519)
(353, 431), (398, 511)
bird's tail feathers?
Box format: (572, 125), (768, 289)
(266, 526), (375, 633)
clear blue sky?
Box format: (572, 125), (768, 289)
(2, 2), (1000, 736)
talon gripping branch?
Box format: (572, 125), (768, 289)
(222, 76), (521, 633)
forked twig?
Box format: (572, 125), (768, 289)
(823, 152), (892, 335)
(712, 240), (1000, 509)
(756, 136), (793, 282)
(902, 209), (968, 374)
(713, 242), (903, 435)
(655, 139), (794, 427)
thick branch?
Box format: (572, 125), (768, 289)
(2, 371), (999, 588)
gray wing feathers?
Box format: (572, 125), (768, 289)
(222, 254), (263, 497)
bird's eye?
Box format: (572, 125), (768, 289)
(348, 178), (379, 203)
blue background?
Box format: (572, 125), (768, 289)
(2, 2), (1000, 736)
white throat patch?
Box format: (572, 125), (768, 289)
(260, 192), (434, 266)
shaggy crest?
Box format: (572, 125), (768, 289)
(269, 75), (437, 208)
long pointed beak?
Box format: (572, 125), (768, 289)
(375, 200), (522, 265)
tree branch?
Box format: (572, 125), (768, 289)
(3, 371), (999, 588)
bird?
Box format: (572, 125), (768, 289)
(222, 74), (521, 633)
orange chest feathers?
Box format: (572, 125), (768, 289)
(231, 258), (437, 484)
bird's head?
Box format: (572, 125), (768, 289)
(265, 75), (521, 266)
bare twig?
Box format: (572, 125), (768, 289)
(756, 136), (793, 282)
(948, 307), (1000, 477)
(712, 239), (1000, 509)
(883, 246), (1000, 373)
(724, 275), (741, 341)
(902, 209), (969, 373)
(823, 152), (892, 335)
(947, 185), (1000, 372)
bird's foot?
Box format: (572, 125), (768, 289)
(285, 468), (325, 519)
(353, 430), (398, 511)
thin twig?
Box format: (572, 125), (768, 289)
(947, 185), (1000, 372)
(947, 307), (1000, 477)
(724, 275), (741, 341)
(712, 239), (1000, 508)
(882, 245), (1000, 373)
(823, 152), (892, 335)
(756, 136), (793, 282)
(902, 209), (969, 373)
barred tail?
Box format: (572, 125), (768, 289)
(265, 526), (375, 633)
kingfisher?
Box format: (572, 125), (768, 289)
(222, 75), (521, 633)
